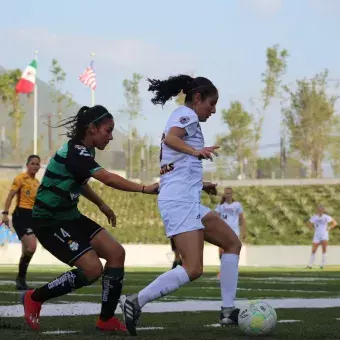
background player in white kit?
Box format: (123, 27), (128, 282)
(307, 205), (337, 269)
(215, 187), (246, 278)
(120, 74), (242, 336)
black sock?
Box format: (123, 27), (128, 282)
(31, 269), (96, 303)
(100, 267), (124, 321)
(18, 253), (33, 280)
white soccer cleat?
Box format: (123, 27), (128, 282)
(119, 294), (141, 336)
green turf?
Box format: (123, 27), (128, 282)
(1, 266), (340, 339)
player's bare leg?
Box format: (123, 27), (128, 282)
(307, 243), (319, 269)
(320, 240), (328, 269)
(16, 234), (37, 290)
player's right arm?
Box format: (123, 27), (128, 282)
(92, 169), (158, 194)
(306, 220), (313, 231)
(2, 175), (21, 226)
(327, 216), (337, 231)
(164, 127), (219, 161)
(67, 145), (159, 195)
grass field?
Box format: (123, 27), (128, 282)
(1, 265), (340, 339)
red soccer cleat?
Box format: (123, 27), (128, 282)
(22, 290), (42, 330)
(96, 316), (127, 332)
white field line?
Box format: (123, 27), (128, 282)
(205, 320), (301, 328)
(237, 277), (340, 282)
(42, 330), (78, 334)
(3, 298), (340, 317)
(41, 327), (165, 334)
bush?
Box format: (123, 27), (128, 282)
(2, 180), (340, 244)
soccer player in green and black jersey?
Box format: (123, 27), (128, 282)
(22, 105), (158, 332)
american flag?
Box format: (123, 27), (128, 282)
(79, 61), (97, 91)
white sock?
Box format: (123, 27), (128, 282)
(137, 265), (190, 308)
(308, 253), (315, 266)
(220, 253), (239, 308)
(322, 253), (326, 266)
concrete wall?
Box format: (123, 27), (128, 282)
(1, 243), (338, 267)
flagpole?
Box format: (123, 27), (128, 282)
(33, 50), (38, 155)
(91, 52), (95, 106)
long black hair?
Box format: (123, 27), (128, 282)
(147, 74), (218, 106)
(54, 105), (113, 140)
(220, 187), (234, 204)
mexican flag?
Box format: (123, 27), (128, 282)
(15, 59), (37, 94)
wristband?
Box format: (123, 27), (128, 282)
(2, 211), (8, 215)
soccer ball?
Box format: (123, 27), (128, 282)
(238, 300), (277, 336)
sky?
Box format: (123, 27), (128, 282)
(1, 0), (340, 173)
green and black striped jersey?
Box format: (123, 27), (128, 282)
(32, 139), (102, 222)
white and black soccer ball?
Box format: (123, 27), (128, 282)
(238, 300), (277, 336)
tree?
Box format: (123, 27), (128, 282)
(259, 44), (290, 178)
(282, 70), (339, 178)
(49, 59), (74, 144)
(120, 73), (143, 178)
(0, 69), (27, 155)
(121, 73), (143, 120)
(217, 101), (254, 178)
(261, 44), (289, 109)
(327, 120), (340, 177)
(256, 156), (307, 179)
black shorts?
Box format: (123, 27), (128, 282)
(12, 207), (34, 240)
(32, 214), (103, 266)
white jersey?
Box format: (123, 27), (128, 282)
(215, 201), (243, 236)
(158, 106), (204, 202)
(309, 214), (332, 237)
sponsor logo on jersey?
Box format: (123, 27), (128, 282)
(160, 163), (175, 175)
(179, 116), (190, 124)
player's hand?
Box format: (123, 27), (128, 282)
(203, 182), (218, 195)
(143, 183), (159, 195)
(1, 214), (9, 227)
(99, 203), (116, 227)
(193, 146), (219, 162)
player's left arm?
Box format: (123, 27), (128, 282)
(239, 205), (247, 242)
(81, 183), (105, 208)
(328, 217), (337, 231)
(81, 183), (116, 227)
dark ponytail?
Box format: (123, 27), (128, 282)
(54, 105), (113, 140)
(147, 74), (218, 106)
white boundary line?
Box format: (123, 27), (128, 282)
(3, 298), (340, 317)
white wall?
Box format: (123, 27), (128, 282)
(0, 243), (338, 267)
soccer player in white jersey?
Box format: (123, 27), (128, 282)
(120, 74), (242, 335)
(307, 204), (337, 269)
(215, 187), (246, 277)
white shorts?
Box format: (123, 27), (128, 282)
(313, 233), (329, 243)
(158, 200), (211, 237)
